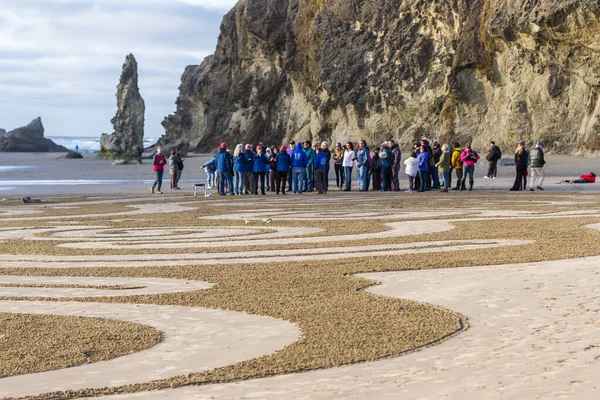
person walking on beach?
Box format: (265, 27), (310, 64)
(510, 140), (530, 191)
(529, 142), (546, 191)
(460, 144), (480, 191)
(168, 150), (180, 190)
(451, 143), (464, 190)
(484, 141), (502, 179)
(175, 149), (184, 188)
(151, 147), (166, 194)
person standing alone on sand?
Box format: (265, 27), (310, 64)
(168, 150), (180, 190)
(529, 142), (546, 191)
(484, 141), (502, 179)
(151, 147), (166, 194)
(175, 149), (184, 189)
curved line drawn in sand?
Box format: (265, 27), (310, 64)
(0, 276), (212, 298)
(0, 240), (530, 269)
(94, 256), (600, 399)
(0, 300), (300, 398)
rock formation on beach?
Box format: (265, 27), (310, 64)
(100, 54), (145, 161)
(161, 0), (600, 154)
(0, 117), (69, 152)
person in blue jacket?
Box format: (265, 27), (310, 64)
(417, 145), (430, 192)
(378, 143), (392, 191)
(252, 146), (269, 195)
(232, 144), (246, 195)
(276, 145), (291, 194)
(356, 139), (371, 191)
(314, 147), (328, 194)
(202, 157), (217, 189)
(216, 142), (234, 195)
(291, 141), (308, 194)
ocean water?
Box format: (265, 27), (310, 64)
(46, 136), (160, 153)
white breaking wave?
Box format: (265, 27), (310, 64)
(46, 136), (160, 153)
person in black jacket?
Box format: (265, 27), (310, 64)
(371, 147), (381, 191)
(510, 140), (530, 191)
(484, 141), (502, 179)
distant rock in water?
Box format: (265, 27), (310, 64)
(0, 118), (68, 152)
(65, 151), (84, 159)
(160, 0), (600, 154)
(0, 128), (6, 137)
(100, 54), (145, 161)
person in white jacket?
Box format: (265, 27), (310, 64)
(404, 151), (419, 193)
(342, 142), (356, 191)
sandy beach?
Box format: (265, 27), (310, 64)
(2, 152), (600, 197)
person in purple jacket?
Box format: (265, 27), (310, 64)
(417, 145), (429, 192)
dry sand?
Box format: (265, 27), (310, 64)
(1, 164), (600, 399)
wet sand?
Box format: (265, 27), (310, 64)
(1, 152), (600, 196)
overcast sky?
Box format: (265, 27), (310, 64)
(0, 0), (238, 138)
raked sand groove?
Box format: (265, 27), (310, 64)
(0, 301), (300, 398)
(98, 256), (600, 400)
(1, 193), (600, 399)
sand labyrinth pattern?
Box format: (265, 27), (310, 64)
(0, 195), (600, 399)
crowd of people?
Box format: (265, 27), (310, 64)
(148, 138), (587, 195)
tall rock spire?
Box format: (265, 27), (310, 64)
(100, 54), (145, 161)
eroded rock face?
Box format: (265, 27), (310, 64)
(100, 54), (145, 159)
(0, 118), (68, 152)
(161, 0), (600, 154)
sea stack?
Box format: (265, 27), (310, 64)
(100, 54), (145, 162)
(161, 0), (600, 154)
(0, 117), (68, 152)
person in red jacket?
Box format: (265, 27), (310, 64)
(150, 147), (166, 194)
(559, 172), (596, 184)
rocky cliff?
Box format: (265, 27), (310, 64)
(100, 54), (145, 160)
(0, 128), (6, 137)
(0, 118), (69, 152)
(162, 0), (600, 154)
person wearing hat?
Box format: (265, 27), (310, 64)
(451, 143), (465, 190)
(510, 140), (530, 191)
(378, 142), (392, 191)
(529, 142), (546, 191)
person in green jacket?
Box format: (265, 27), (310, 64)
(436, 144), (452, 192)
(303, 140), (316, 192)
(529, 142), (546, 191)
